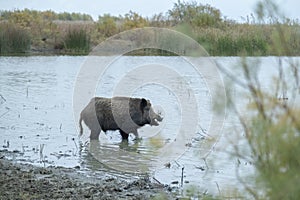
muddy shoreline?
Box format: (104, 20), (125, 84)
(0, 151), (173, 199)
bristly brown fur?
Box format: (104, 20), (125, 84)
(79, 96), (162, 140)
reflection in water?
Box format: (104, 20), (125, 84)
(118, 140), (140, 152)
(78, 140), (151, 180)
(88, 139), (156, 174)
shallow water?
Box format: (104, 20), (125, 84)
(0, 56), (299, 195)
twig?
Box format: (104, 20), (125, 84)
(152, 177), (162, 185)
(215, 181), (221, 197)
(0, 107), (10, 119)
(0, 94), (6, 103)
(39, 144), (44, 155)
(72, 138), (78, 151)
(174, 160), (181, 167)
(235, 162), (259, 200)
(181, 167), (184, 187)
(203, 157), (209, 170)
(216, 61), (248, 89)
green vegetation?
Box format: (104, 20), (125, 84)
(0, 1), (299, 56)
(97, 14), (118, 38)
(225, 56), (300, 200)
(0, 23), (31, 55)
(213, 1), (300, 199)
(196, 26), (269, 56)
(168, 1), (222, 27)
(63, 28), (90, 54)
(0, 9), (93, 22)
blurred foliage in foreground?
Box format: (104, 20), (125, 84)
(0, 0), (299, 55)
(215, 0), (300, 199)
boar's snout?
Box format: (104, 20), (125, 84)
(150, 110), (163, 126)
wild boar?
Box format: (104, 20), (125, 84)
(79, 97), (163, 140)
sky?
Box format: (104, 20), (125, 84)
(0, 0), (299, 22)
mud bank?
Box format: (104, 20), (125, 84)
(0, 152), (172, 200)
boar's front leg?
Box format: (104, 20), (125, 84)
(119, 130), (129, 140)
(131, 129), (139, 140)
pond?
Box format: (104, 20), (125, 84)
(0, 56), (299, 196)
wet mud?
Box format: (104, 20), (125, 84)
(0, 151), (172, 200)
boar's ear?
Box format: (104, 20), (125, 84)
(140, 98), (148, 111)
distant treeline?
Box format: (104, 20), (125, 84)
(0, 9), (93, 21)
(0, 1), (299, 56)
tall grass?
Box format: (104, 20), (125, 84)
(63, 28), (90, 54)
(195, 24), (271, 56)
(0, 23), (31, 55)
(213, 35), (267, 56)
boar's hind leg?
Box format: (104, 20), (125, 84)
(119, 130), (129, 140)
(90, 128), (101, 140)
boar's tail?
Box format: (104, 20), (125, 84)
(79, 116), (83, 136)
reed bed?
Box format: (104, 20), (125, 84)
(0, 23), (31, 55)
(63, 28), (91, 54)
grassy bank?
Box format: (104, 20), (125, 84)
(177, 22), (299, 56)
(0, 3), (299, 56)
